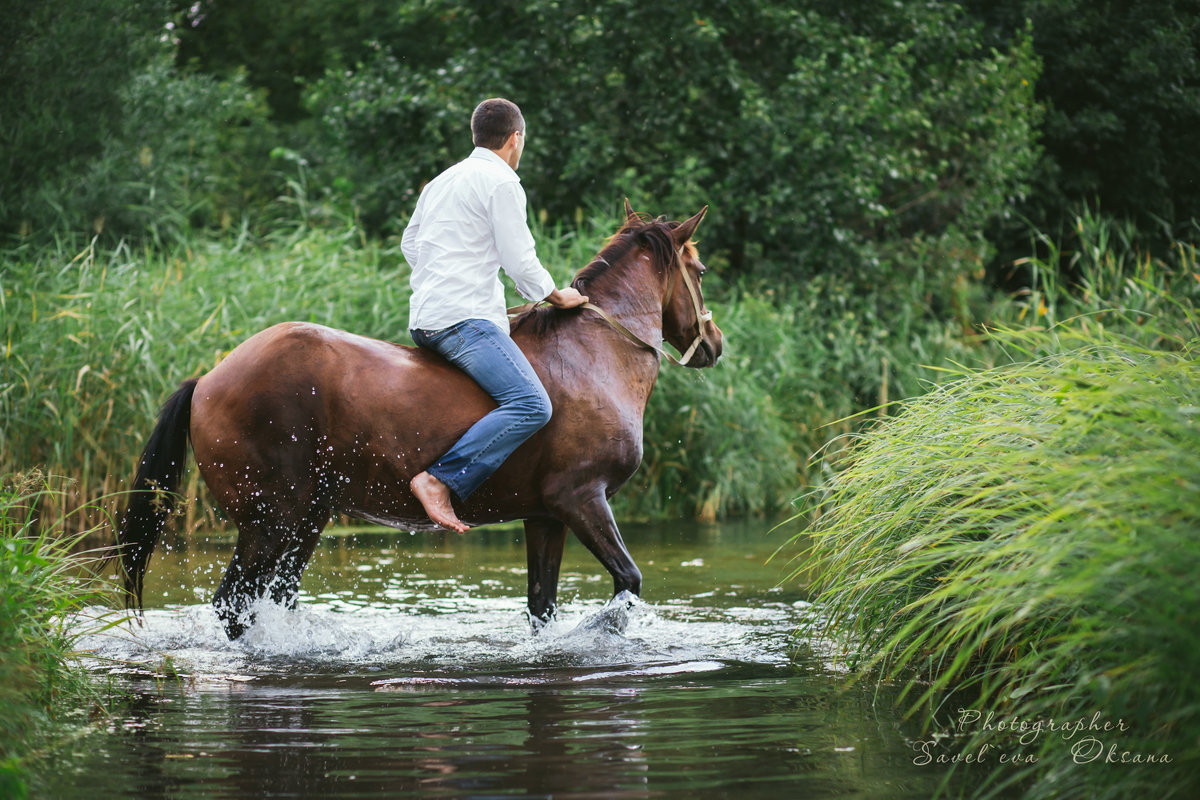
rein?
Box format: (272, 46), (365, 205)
(507, 248), (712, 366)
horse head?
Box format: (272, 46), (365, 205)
(624, 201), (724, 368)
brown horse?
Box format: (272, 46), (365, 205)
(118, 204), (723, 639)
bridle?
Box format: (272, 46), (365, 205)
(509, 245), (714, 367)
(658, 245), (713, 365)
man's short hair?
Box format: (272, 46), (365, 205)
(472, 98), (525, 150)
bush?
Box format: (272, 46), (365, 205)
(0, 0), (167, 240)
(74, 54), (281, 245)
(968, 0), (1200, 238)
(0, 0), (289, 246)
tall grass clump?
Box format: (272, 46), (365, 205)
(791, 212), (1200, 797)
(1, 223), (413, 531)
(793, 323), (1200, 798)
(1011, 204), (1200, 342)
(0, 472), (118, 798)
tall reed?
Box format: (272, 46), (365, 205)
(791, 213), (1200, 798)
(0, 471), (118, 797)
(2, 224), (413, 532)
(6, 210), (994, 529)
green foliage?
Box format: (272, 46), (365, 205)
(790, 221), (1200, 798)
(967, 0), (1200, 242)
(170, 0), (406, 121)
(1, 0), (1045, 332)
(7, 0), (1197, 308)
(0, 0), (288, 244)
(0, 472), (116, 795)
(76, 54), (281, 245)
(0, 0), (169, 239)
(301, 0), (1042, 291)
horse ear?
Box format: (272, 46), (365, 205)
(624, 198), (637, 221)
(672, 205), (709, 246)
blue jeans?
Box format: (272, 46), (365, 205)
(410, 319), (552, 501)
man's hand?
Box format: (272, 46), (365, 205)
(545, 286), (589, 309)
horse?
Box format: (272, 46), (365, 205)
(118, 202), (724, 639)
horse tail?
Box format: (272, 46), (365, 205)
(118, 378), (198, 611)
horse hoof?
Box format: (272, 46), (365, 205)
(526, 608), (556, 633)
(611, 589), (639, 610)
(214, 601), (252, 640)
(574, 592), (640, 636)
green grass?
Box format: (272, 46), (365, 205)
(789, 214), (1200, 799)
(2, 224), (414, 531)
(3, 211), (1003, 528)
(0, 472), (119, 798)
(11, 207), (1167, 532)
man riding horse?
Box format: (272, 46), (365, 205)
(403, 98), (588, 533)
(117, 99), (723, 639)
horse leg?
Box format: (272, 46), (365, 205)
(551, 488), (642, 601)
(524, 517), (568, 626)
(212, 501), (330, 639)
(213, 522), (274, 640)
(268, 508), (331, 609)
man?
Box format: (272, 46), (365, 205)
(401, 98), (587, 533)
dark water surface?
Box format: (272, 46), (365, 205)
(51, 520), (953, 798)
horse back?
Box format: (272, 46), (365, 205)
(189, 321), (649, 527)
(189, 323), (488, 523)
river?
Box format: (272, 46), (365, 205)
(49, 519), (961, 798)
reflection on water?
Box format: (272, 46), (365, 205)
(46, 520), (954, 798)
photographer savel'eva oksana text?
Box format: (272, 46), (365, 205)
(912, 708), (1173, 766)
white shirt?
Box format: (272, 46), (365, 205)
(402, 147), (557, 332)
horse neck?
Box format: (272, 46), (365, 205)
(581, 250), (668, 347)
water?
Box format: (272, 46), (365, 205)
(48, 520), (955, 798)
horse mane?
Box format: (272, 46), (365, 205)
(512, 214), (689, 338)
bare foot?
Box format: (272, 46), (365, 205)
(411, 471), (469, 533)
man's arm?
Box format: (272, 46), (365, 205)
(489, 181), (557, 301)
(490, 182), (587, 308)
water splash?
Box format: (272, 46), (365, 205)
(73, 588), (802, 682)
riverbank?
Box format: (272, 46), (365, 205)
(0, 473), (118, 798)
(792, 236), (1200, 798)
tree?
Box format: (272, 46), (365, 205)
(303, 0), (1041, 286)
(967, 0), (1200, 234)
(0, 0), (168, 236)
